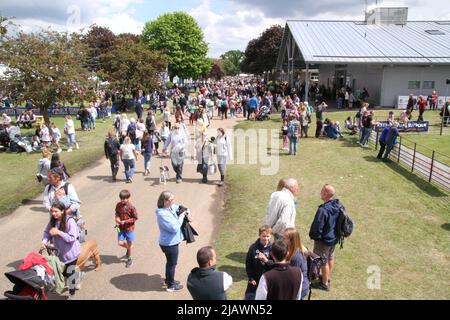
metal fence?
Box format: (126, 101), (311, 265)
(368, 131), (450, 190)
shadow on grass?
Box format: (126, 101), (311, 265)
(110, 273), (164, 292)
(218, 265), (247, 282)
(441, 223), (450, 231)
(363, 156), (448, 197)
(226, 252), (247, 263)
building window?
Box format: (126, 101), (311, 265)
(408, 81), (420, 90)
(423, 81), (435, 90)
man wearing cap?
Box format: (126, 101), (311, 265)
(383, 122), (399, 162)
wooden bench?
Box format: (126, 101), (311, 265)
(35, 115), (44, 127)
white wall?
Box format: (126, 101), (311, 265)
(381, 65), (450, 107)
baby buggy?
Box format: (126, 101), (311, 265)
(4, 269), (53, 300)
(256, 105), (271, 121)
(4, 250), (58, 300)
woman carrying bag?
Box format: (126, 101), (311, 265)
(215, 128), (233, 187)
(195, 132), (214, 184)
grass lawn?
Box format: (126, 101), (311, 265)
(0, 108), (164, 216)
(215, 111), (450, 300)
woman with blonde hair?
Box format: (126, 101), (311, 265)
(283, 228), (310, 300)
(120, 136), (139, 183)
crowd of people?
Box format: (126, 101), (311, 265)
(4, 75), (447, 301)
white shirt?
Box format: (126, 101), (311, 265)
(223, 272), (233, 291)
(266, 188), (296, 238)
(120, 143), (136, 160)
(65, 119), (75, 135)
(40, 127), (50, 142)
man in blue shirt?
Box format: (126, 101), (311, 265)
(247, 94), (259, 121)
(383, 122), (399, 162)
(377, 125), (391, 159)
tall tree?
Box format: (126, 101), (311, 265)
(100, 37), (166, 98)
(220, 50), (244, 76)
(209, 60), (224, 80)
(0, 30), (94, 124)
(82, 25), (116, 72)
(241, 25), (284, 75)
(141, 12), (211, 81)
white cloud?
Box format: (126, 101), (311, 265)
(189, 0), (284, 58)
(93, 14), (144, 35)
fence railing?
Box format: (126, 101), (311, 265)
(368, 131), (450, 190)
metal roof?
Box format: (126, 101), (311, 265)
(284, 20), (450, 64)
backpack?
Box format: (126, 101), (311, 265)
(288, 122), (298, 138)
(127, 123), (137, 141)
(69, 216), (87, 243)
(306, 251), (325, 300)
(336, 203), (354, 249)
(221, 100), (228, 108)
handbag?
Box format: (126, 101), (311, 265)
(208, 161), (217, 175)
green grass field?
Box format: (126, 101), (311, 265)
(0, 108), (164, 216)
(215, 112), (450, 300)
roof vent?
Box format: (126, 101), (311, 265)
(425, 30), (445, 35)
(365, 7), (408, 25)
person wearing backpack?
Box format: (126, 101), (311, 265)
(44, 168), (81, 217)
(308, 184), (341, 291)
(104, 131), (121, 181)
(287, 116), (300, 155)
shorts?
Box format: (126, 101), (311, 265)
(118, 230), (135, 243)
(313, 240), (335, 264)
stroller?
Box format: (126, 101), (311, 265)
(256, 105), (271, 121)
(4, 268), (53, 300)
(4, 251), (57, 300)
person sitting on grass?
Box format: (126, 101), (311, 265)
(344, 117), (357, 135)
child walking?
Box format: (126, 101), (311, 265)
(282, 120), (289, 151)
(115, 190), (138, 268)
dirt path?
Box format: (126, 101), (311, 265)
(0, 114), (243, 300)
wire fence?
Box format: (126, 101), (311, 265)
(368, 131), (450, 190)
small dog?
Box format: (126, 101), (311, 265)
(159, 166), (170, 184)
(76, 240), (101, 271)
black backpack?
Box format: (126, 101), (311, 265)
(306, 251), (325, 300)
(336, 203), (354, 249)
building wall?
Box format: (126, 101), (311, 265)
(380, 65), (450, 107)
(318, 64), (383, 105)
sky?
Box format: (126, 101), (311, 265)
(1, 0), (449, 58)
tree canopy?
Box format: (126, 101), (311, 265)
(82, 25), (116, 72)
(100, 37), (166, 98)
(141, 12), (211, 81)
(0, 30), (94, 124)
(220, 50), (244, 76)
(208, 60), (225, 80)
(241, 25), (284, 75)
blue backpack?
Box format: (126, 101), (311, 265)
(288, 122), (298, 138)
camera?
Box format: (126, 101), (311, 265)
(177, 205), (189, 216)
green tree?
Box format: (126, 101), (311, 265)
(241, 25), (284, 75)
(141, 12), (211, 81)
(100, 37), (166, 98)
(0, 29), (94, 124)
(82, 25), (116, 72)
(220, 50), (244, 76)
(209, 60), (224, 80)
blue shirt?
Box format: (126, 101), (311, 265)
(248, 97), (259, 110)
(156, 204), (184, 246)
(379, 126), (390, 144)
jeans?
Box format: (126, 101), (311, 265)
(360, 127), (372, 145)
(109, 154), (120, 179)
(289, 137), (298, 154)
(383, 144), (395, 161)
(67, 133), (76, 148)
(160, 244), (179, 287)
(143, 153), (152, 171)
(172, 161), (184, 180)
(230, 108), (236, 117)
(123, 159), (135, 180)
